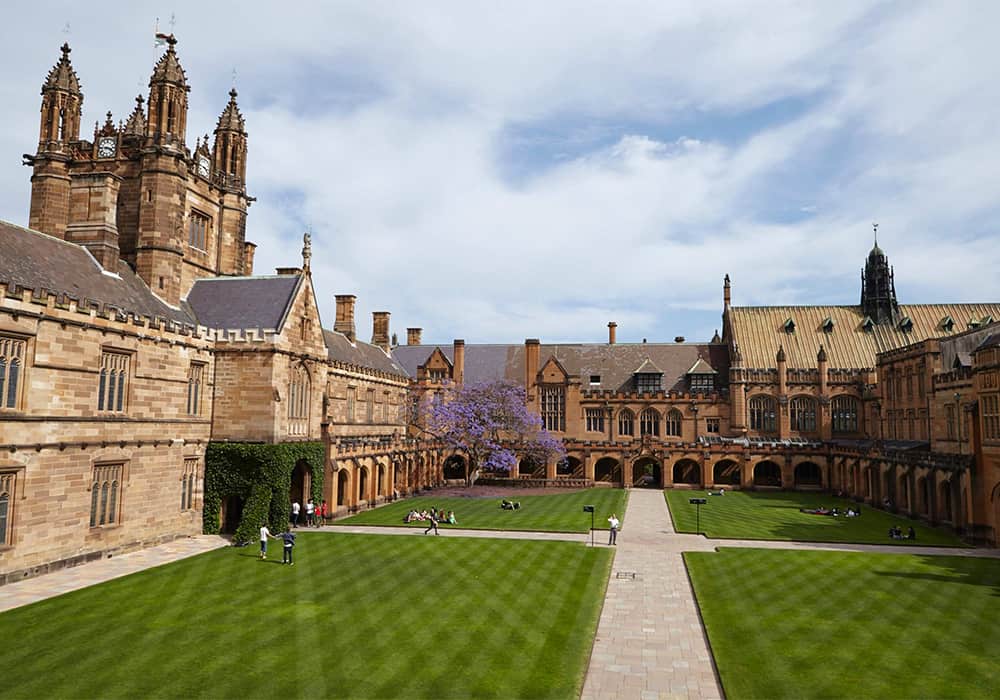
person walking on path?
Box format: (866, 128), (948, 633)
(424, 512), (440, 535)
(305, 499), (315, 527)
(279, 529), (297, 565)
(291, 500), (301, 528)
(259, 523), (275, 560)
(608, 513), (620, 545)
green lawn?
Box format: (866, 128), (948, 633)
(686, 548), (1000, 699)
(0, 533), (613, 699)
(665, 490), (963, 546)
(337, 488), (627, 533)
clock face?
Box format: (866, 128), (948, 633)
(197, 155), (210, 178)
(97, 136), (116, 159)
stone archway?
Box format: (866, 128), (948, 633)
(518, 458), (543, 478)
(557, 456), (583, 477)
(220, 495), (244, 534)
(443, 455), (467, 480)
(289, 459), (309, 505)
(337, 470), (349, 507)
(672, 458), (701, 486)
(633, 456), (662, 488)
(939, 480), (953, 522)
(594, 457), (622, 486)
(793, 462), (822, 488)
(753, 460), (782, 487)
(713, 459), (741, 486)
(358, 467), (369, 503)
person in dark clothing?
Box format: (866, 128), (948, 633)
(907, 526), (916, 540)
(424, 512), (440, 535)
(279, 529), (297, 564)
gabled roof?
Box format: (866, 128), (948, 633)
(186, 275), (301, 332)
(633, 357), (663, 374)
(420, 347), (453, 370)
(393, 342), (729, 393)
(323, 329), (409, 377)
(686, 358), (718, 375)
(730, 304), (1000, 369)
(0, 219), (190, 324)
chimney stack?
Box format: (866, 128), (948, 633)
(243, 241), (256, 275)
(372, 311), (391, 352)
(407, 328), (423, 346)
(525, 338), (540, 394)
(335, 294), (357, 343)
(608, 322), (617, 345)
(453, 339), (465, 384)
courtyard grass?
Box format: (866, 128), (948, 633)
(685, 548), (1000, 699)
(337, 487), (627, 533)
(665, 489), (962, 546)
(0, 533), (612, 699)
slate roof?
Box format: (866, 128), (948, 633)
(323, 330), (409, 377)
(938, 322), (1000, 370)
(0, 220), (191, 324)
(393, 342), (729, 392)
(729, 304), (1000, 370)
(185, 275), (301, 332)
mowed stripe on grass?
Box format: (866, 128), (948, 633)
(338, 487), (627, 533)
(0, 533), (612, 699)
(666, 490), (962, 546)
(686, 548), (1000, 699)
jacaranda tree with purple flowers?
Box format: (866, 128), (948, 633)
(419, 381), (565, 486)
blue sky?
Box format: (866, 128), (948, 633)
(1, 1), (998, 346)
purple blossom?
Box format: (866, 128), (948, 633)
(420, 381), (565, 484)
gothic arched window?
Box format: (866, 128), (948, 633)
(640, 408), (660, 437)
(665, 409), (682, 437)
(288, 364), (310, 436)
(832, 395), (859, 434)
(749, 395), (777, 433)
(789, 396), (817, 432)
(618, 409), (634, 437)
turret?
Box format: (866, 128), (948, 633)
(212, 88), (247, 192)
(860, 224), (900, 325)
(28, 43), (83, 238)
(145, 35), (189, 146)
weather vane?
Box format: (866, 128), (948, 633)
(873, 222), (879, 245)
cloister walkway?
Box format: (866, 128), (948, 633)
(3, 492), (999, 698)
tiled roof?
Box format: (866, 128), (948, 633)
(730, 304), (1000, 369)
(938, 322), (1000, 369)
(634, 358), (663, 374)
(687, 358), (718, 375)
(0, 220), (191, 324)
(393, 342), (729, 392)
(323, 330), (409, 377)
(186, 275), (300, 331)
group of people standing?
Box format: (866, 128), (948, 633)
(258, 524), (297, 564)
(290, 499), (328, 528)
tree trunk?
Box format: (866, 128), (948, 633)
(467, 467), (481, 487)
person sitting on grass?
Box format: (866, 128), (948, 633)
(908, 526), (916, 540)
(447, 510), (456, 525)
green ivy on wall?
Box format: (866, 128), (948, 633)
(203, 441), (324, 544)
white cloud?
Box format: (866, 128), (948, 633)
(0, 1), (998, 346)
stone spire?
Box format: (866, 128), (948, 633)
(123, 95), (147, 136)
(146, 35), (190, 143)
(38, 42), (83, 147)
(212, 88), (248, 189)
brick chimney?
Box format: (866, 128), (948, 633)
(64, 172), (121, 269)
(525, 338), (540, 395)
(335, 294), (356, 343)
(608, 321), (617, 345)
(407, 328), (423, 345)
(372, 311), (391, 352)
(453, 339), (465, 385)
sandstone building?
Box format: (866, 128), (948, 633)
(0, 39), (441, 584)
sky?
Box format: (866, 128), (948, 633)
(2, 1), (999, 346)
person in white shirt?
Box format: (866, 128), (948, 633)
(305, 499), (315, 527)
(259, 523), (275, 560)
(291, 501), (301, 528)
(608, 513), (620, 545)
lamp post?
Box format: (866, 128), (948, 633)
(583, 504), (595, 546)
(689, 497), (707, 535)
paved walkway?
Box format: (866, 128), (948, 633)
(0, 535), (228, 613)
(581, 489), (723, 700)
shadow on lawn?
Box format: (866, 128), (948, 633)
(872, 557), (1000, 596)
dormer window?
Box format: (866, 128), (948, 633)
(686, 358), (717, 394)
(968, 319), (981, 330)
(941, 315), (954, 332)
(899, 316), (913, 333)
(635, 374), (661, 393)
(784, 317), (796, 333)
(861, 316), (875, 333)
(822, 317), (834, 333)
(982, 315), (994, 325)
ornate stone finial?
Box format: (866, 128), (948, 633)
(302, 232), (312, 270)
(873, 221), (879, 245)
(776, 345), (786, 363)
(61, 42), (71, 57)
(817, 344), (827, 363)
